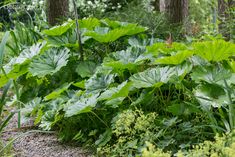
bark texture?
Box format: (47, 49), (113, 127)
(218, 0), (234, 40)
(47, 0), (69, 26)
(165, 0), (189, 24)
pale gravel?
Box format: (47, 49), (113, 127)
(2, 115), (92, 157)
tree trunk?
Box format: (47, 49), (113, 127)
(165, 0), (189, 24)
(47, 0), (69, 26)
(218, 0), (234, 40)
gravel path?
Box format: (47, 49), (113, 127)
(2, 115), (91, 157)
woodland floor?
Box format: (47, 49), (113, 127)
(2, 115), (91, 157)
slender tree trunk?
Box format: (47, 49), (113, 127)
(218, 0), (228, 38)
(47, 0), (69, 26)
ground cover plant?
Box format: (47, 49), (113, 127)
(0, 16), (235, 156)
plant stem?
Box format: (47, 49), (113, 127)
(224, 79), (234, 130)
(13, 80), (20, 128)
(91, 111), (108, 128)
(72, 0), (83, 61)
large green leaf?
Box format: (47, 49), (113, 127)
(104, 47), (151, 72)
(194, 84), (228, 109)
(98, 81), (132, 107)
(80, 18), (101, 30)
(155, 50), (193, 65)
(5, 42), (46, 67)
(167, 102), (200, 116)
(130, 66), (175, 88)
(0, 61), (30, 87)
(191, 65), (232, 84)
(29, 48), (70, 77)
(101, 18), (127, 28)
(85, 24), (147, 43)
(38, 98), (66, 130)
(85, 73), (115, 93)
(193, 40), (235, 62)
(44, 82), (72, 101)
(43, 21), (75, 36)
(64, 92), (99, 117)
(76, 61), (97, 78)
(146, 42), (188, 57)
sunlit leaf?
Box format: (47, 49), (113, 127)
(0, 61), (30, 87)
(43, 21), (75, 36)
(85, 24), (147, 43)
(155, 50), (193, 65)
(80, 18), (101, 30)
(146, 42), (188, 56)
(193, 40), (235, 62)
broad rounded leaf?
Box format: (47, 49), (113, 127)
(85, 73), (115, 93)
(193, 40), (235, 62)
(76, 61), (97, 78)
(194, 84), (228, 109)
(130, 66), (175, 88)
(191, 65), (232, 84)
(29, 48), (70, 77)
(43, 21), (75, 36)
(155, 50), (193, 65)
(85, 24), (147, 43)
(64, 93), (99, 117)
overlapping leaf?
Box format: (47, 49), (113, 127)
(194, 84), (228, 109)
(85, 24), (147, 43)
(43, 21), (75, 36)
(130, 66), (175, 88)
(98, 81), (132, 107)
(80, 18), (101, 30)
(64, 92), (99, 117)
(191, 65), (232, 84)
(104, 47), (151, 72)
(146, 42), (188, 56)
(29, 48), (70, 77)
(155, 50), (193, 65)
(85, 72), (115, 93)
(76, 61), (97, 78)
(44, 82), (72, 101)
(0, 61), (29, 87)
(193, 40), (235, 62)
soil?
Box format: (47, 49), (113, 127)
(1, 115), (91, 157)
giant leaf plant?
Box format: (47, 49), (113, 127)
(2, 17), (235, 155)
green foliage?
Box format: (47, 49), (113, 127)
(130, 66), (175, 88)
(29, 48), (70, 77)
(1, 18), (235, 157)
(193, 40), (235, 62)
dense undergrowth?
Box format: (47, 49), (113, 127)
(1, 18), (235, 156)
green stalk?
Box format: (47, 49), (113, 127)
(72, 0), (83, 60)
(224, 79), (234, 130)
(13, 80), (20, 128)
